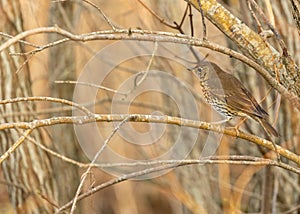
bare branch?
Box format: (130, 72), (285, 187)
(0, 129), (33, 164)
(246, 0), (264, 33)
(55, 156), (300, 212)
(0, 32), (40, 48)
(55, 80), (127, 95)
(128, 41), (158, 96)
(0, 113), (299, 164)
(0, 96), (93, 116)
(197, 0), (207, 40)
(188, 0), (300, 96)
(10, 38), (69, 56)
(136, 0), (178, 29)
(70, 116), (129, 213)
(1, 26), (298, 109)
(54, 0), (118, 30)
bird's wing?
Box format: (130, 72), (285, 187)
(213, 71), (269, 119)
(225, 80), (268, 119)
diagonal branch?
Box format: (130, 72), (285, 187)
(70, 116), (130, 213)
(187, 0), (300, 96)
(0, 129), (33, 164)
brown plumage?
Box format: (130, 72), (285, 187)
(190, 61), (278, 137)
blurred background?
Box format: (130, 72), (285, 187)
(0, 0), (299, 213)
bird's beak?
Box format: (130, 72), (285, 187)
(187, 67), (193, 72)
(187, 65), (198, 72)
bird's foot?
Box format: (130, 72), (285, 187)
(227, 126), (240, 136)
(226, 117), (248, 136)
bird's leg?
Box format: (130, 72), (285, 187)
(210, 117), (242, 136)
(234, 117), (247, 135)
(210, 117), (244, 136)
(210, 117), (232, 125)
(226, 117), (247, 136)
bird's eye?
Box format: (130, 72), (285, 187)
(198, 67), (203, 72)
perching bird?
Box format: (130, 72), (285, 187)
(189, 61), (278, 137)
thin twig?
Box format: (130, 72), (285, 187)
(0, 96), (93, 116)
(55, 80), (127, 95)
(10, 38), (69, 56)
(131, 41), (158, 92)
(173, 2), (190, 34)
(186, 3), (201, 62)
(15, 54), (34, 73)
(248, 0), (299, 99)
(0, 26), (299, 109)
(136, 0), (177, 29)
(179, 3), (190, 29)
(188, 3), (194, 36)
(69, 116), (130, 213)
(55, 157), (300, 212)
(81, 0), (118, 31)
(248, 0), (288, 56)
(136, 0), (199, 62)
(25, 132), (90, 168)
(0, 129), (33, 164)
(197, 0), (207, 40)
(0, 32), (40, 48)
(246, 0), (264, 33)
(53, 0), (117, 30)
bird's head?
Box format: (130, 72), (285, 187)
(188, 63), (211, 79)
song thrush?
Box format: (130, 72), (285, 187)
(190, 61), (279, 137)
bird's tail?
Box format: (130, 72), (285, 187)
(259, 119), (279, 137)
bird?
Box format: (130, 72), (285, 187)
(189, 61), (279, 138)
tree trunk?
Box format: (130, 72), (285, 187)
(0, 1), (79, 213)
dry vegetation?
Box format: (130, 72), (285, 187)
(0, 0), (300, 213)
